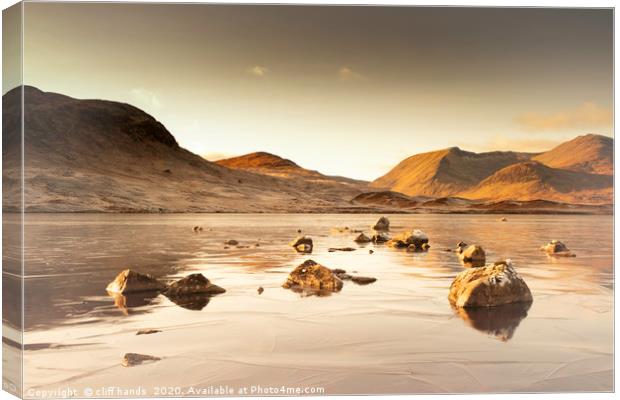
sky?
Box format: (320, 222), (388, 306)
(14, 3), (614, 180)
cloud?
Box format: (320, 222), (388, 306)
(469, 137), (562, 153)
(338, 66), (366, 81)
(202, 152), (237, 161)
(130, 88), (162, 109)
(516, 102), (612, 132)
(247, 65), (268, 77)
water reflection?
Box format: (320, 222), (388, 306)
(451, 302), (532, 341)
(164, 292), (214, 311)
(108, 291), (161, 315)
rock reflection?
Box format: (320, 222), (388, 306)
(164, 292), (214, 311)
(452, 302), (532, 341)
(107, 291), (160, 315)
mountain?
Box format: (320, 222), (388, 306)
(2, 86), (366, 212)
(532, 134), (613, 175)
(371, 147), (532, 197)
(370, 135), (613, 205)
(460, 161), (613, 204)
(216, 152), (367, 187)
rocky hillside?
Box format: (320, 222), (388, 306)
(371, 147), (532, 197)
(532, 134), (613, 175)
(2, 86), (366, 212)
(371, 135), (613, 204)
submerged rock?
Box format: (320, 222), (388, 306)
(166, 273), (226, 296)
(106, 269), (166, 294)
(225, 239), (239, 246)
(388, 229), (429, 251)
(354, 233), (372, 244)
(290, 236), (313, 253)
(449, 260), (533, 307)
(371, 232), (391, 244)
(136, 329), (161, 335)
(540, 240), (575, 257)
(282, 260), (343, 293)
(458, 244), (486, 267)
(331, 268), (376, 285)
(328, 247), (356, 252)
(166, 292), (213, 310)
(121, 353), (161, 367)
(372, 216), (390, 231)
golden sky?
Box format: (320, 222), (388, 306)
(16, 4), (614, 180)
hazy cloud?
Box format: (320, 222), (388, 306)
(516, 102), (612, 132)
(470, 137), (562, 153)
(247, 65), (269, 77)
(202, 151), (237, 161)
(130, 87), (162, 109)
(338, 66), (366, 81)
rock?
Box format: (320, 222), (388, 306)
(388, 229), (429, 251)
(225, 239), (239, 245)
(372, 216), (390, 231)
(136, 329), (161, 335)
(350, 276), (377, 285)
(421, 243), (431, 251)
(540, 240), (575, 257)
(193, 226), (203, 232)
(328, 247), (356, 252)
(371, 232), (391, 244)
(354, 233), (372, 243)
(255, 243), (260, 247)
(330, 268), (376, 285)
(449, 260), (533, 307)
(257, 286), (264, 295)
(106, 269), (166, 294)
(290, 236), (313, 253)
(236, 245), (250, 249)
(455, 241), (468, 253)
(121, 353), (161, 367)
(223, 246), (229, 249)
(297, 229), (302, 233)
(166, 273), (226, 296)
(369, 249), (374, 254)
(458, 245), (486, 267)
(500, 217), (507, 222)
(282, 260), (343, 293)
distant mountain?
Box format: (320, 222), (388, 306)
(2, 86), (366, 212)
(460, 161), (613, 204)
(371, 147), (531, 197)
(532, 134), (613, 175)
(371, 135), (613, 205)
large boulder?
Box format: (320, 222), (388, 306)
(282, 260), (343, 293)
(540, 240), (575, 257)
(449, 260), (532, 307)
(387, 229), (429, 251)
(166, 273), (226, 296)
(458, 245), (486, 267)
(354, 233), (372, 244)
(290, 236), (313, 253)
(106, 269), (166, 294)
(372, 216), (390, 231)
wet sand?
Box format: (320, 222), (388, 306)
(4, 214), (613, 396)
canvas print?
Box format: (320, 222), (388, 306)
(2, 2), (614, 398)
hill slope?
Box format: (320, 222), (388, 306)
(2, 86), (365, 212)
(532, 134), (613, 175)
(460, 161), (613, 204)
(371, 147), (531, 197)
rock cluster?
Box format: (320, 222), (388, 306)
(387, 229), (429, 251)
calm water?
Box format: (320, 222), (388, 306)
(4, 214), (614, 395)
